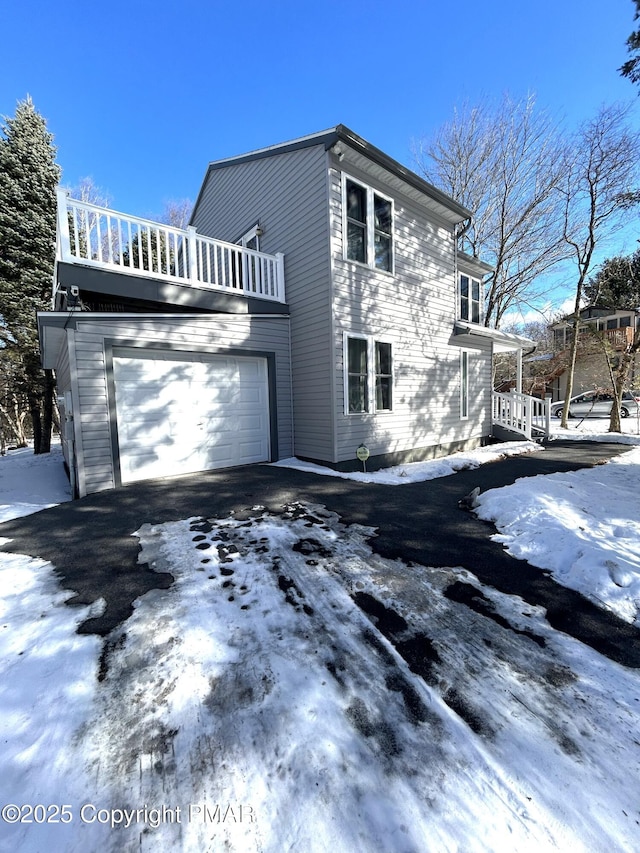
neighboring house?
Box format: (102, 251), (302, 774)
(547, 307), (640, 399)
(38, 125), (536, 498)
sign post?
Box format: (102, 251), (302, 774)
(356, 443), (370, 473)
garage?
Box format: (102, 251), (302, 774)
(112, 349), (271, 484)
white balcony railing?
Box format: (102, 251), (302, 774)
(492, 391), (551, 440)
(55, 190), (285, 304)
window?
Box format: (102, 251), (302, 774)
(344, 177), (393, 272)
(345, 336), (393, 414)
(347, 337), (369, 413)
(375, 342), (393, 411)
(235, 224), (262, 291)
(459, 275), (482, 324)
(460, 350), (469, 420)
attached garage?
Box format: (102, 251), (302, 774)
(37, 312), (293, 497)
(112, 348), (271, 484)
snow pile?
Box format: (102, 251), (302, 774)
(476, 446), (640, 624)
(272, 440), (541, 484)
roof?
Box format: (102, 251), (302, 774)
(190, 125), (472, 226)
(453, 321), (536, 354)
(457, 250), (494, 275)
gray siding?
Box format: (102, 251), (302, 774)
(65, 314), (292, 496)
(192, 145), (334, 460)
(328, 161), (493, 463)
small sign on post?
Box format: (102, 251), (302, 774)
(356, 443), (370, 473)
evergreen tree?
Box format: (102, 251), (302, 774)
(584, 250), (640, 309)
(0, 97), (60, 453)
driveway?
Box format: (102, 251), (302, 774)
(0, 439), (637, 666)
(2, 439), (640, 852)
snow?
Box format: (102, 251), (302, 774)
(0, 434), (639, 851)
(0, 444), (71, 522)
(271, 440), (543, 484)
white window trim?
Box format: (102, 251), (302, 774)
(459, 273), (483, 325)
(237, 224), (261, 251)
(342, 174), (394, 274)
(460, 349), (470, 420)
(343, 333), (394, 416)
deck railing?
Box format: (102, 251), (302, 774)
(55, 189), (285, 303)
(492, 391), (551, 440)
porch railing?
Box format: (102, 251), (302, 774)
(55, 189), (286, 304)
(492, 391), (551, 440)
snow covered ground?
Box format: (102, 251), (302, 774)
(0, 429), (639, 852)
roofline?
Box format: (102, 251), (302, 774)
(190, 124), (472, 224)
(457, 250), (494, 275)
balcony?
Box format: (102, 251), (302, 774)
(554, 324), (637, 352)
(54, 190), (286, 307)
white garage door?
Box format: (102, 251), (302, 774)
(113, 349), (270, 484)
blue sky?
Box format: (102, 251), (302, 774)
(2, 0), (639, 264)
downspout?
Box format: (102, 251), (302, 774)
(453, 218), (472, 301)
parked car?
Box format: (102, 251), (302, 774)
(551, 390), (640, 419)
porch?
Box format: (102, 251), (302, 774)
(53, 190), (286, 307)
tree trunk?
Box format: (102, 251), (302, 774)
(40, 369), (55, 453)
(561, 313), (581, 429)
(28, 390), (43, 454)
(608, 328), (640, 433)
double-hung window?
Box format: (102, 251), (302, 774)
(460, 350), (469, 420)
(459, 274), (482, 324)
(344, 177), (393, 272)
(346, 336), (393, 414)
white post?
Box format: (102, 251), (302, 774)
(545, 394), (552, 437)
(56, 188), (71, 261)
(187, 226), (198, 284)
(275, 252), (285, 302)
(516, 347), (523, 394)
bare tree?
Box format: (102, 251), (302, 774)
(160, 198), (193, 229)
(559, 103), (640, 429)
(414, 93), (569, 327)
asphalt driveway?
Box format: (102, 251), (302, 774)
(0, 439), (638, 667)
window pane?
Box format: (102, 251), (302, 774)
(471, 279), (480, 301)
(374, 195), (391, 234)
(376, 377), (392, 411)
(460, 276), (469, 298)
(460, 297), (469, 321)
(348, 375), (368, 413)
(348, 337), (367, 373)
(374, 234), (391, 271)
(347, 222), (366, 263)
(346, 180), (366, 223)
(471, 300), (480, 324)
(376, 342), (392, 375)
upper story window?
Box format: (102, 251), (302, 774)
(344, 177), (393, 273)
(459, 274), (482, 324)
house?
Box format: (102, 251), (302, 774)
(546, 307), (640, 399)
(38, 125), (538, 498)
